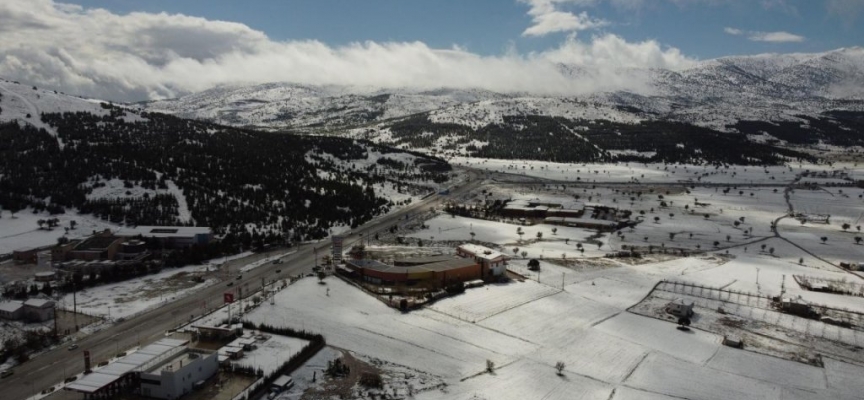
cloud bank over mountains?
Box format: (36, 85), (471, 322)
(0, 0), (696, 102)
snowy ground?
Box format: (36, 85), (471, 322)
(449, 158), (845, 185)
(0, 209), (119, 257)
(58, 263), (217, 321)
(233, 334), (308, 375)
(241, 255), (863, 400)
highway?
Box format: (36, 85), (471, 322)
(4, 169), (481, 400)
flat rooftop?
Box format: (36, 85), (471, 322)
(66, 338), (188, 394)
(75, 236), (121, 251)
(457, 244), (508, 261)
(146, 349), (209, 374)
(117, 226), (211, 238)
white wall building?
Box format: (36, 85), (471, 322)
(139, 348), (218, 399)
(0, 301), (23, 320)
(23, 298), (55, 321)
(456, 244), (509, 278)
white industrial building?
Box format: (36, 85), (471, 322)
(139, 347), (219, 399)
(65, 338), (217, 400)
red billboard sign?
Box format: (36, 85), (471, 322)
(224, 292), (234, 304)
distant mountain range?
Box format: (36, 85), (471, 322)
(144, 47), (864, 133)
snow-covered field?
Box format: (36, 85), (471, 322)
(233, 334), (308, 375)
(58, 263), (216, 320)
(0, 209), (119, 257)
(241, 253), (863, 400)
(450, 158), (831, 184)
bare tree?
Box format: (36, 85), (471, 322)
(555, 361), (565, 376)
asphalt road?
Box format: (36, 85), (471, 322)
(3, 170), (481, 400)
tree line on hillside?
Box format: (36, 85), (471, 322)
(0, 107), (450, 250)
(730, 111), (864, 147)
(387, 114), (817, 165)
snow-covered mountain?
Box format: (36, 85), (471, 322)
(144, 47), (864, 132)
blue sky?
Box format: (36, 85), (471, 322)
(71, 0), (862, 59)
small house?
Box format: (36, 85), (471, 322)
(665, 298), (694, 318)
(0, 301), (23, 320)
(23, 298), (55, 321)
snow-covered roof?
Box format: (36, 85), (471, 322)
(457, 244), (508, 261)
(116, 226), (211, 238)
(0, 301), (23, 313)
(23, 298), (54, 308)
(273, 375), (293, 387)
(66, 338), (188, 393)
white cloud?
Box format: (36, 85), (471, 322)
(723, 27), (804, 43)
(520, 0), (609, 37)
(724, 27), (743, 35)
(748, 31), (805, 43)
(0, 0), (696, 102)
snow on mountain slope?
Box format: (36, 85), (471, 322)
(143, 47), (864, 134)
(428, 97), (642, 129)
(0, 78), (148, 148)
(0, 79), (112, 122)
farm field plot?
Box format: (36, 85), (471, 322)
(533, 329), (648, 383)
(566, 276), (655, 309)
(823, 357), (864, 394)
(778, 223), (864, 266)
(706, 347), (826, 391)
(790, 187), (864, 223)
(644, 288), (864, 348)
(683, 249), (848, 294)
(480, 290), (619, 348)
(611, 387), (679, 400)
(593, 312), (721, 365)
(625, 353), (785, 400)
(428, 279), (561, 322)
(417, 358), (613, 400)
(244, 278), (536, 379)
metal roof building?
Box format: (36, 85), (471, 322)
(65, 338), (189, 397)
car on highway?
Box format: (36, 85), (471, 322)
(275, 269), (282, 273)
(68, 344), (79, 351)
(236, 275), (242, 280)
(1, 369), (13, 378)
(227, 282), (234, 287)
